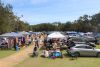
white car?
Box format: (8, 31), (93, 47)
(67, 45), (100, 57)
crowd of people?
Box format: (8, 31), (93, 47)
(32, 33), (98, 59)
(1, 32), (97, 59)
(32, 33), (71, 59)
(0, 34), (33, 50)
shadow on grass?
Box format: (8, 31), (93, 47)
(63, 53), (77, 60)
(28, 53), (39, 58)
(63, 53), (100, 60)
(78, 56), (100, 58)
(28, 53), (34, 58)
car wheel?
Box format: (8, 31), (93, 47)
(74, 52), (80, 57)
(97, 53), (100, 57)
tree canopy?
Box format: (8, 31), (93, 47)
(0, 1), (30, 34)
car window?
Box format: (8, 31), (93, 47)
(86, 46), (93, 49)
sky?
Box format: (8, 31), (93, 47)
(2, 0), (100, 25)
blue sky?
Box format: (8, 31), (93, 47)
(2, 0), (100, 25)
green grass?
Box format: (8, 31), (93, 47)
(15, 45), (100, 67)
(0, 49), (15, 59)
(0, 46), (27, 59)
(96, 45), (100, 49)
(15, 54), (100, 67)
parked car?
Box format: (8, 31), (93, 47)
(70, 37), (86, 44)
(0, 38), (8, 49)
(83, 32), (96, 43)
(67, 45), (100, 57)
(69, 37), (96, 47)
(0, 38), (5, 45)
(66, 31), (80, 38)
(95, 33), (100, 44)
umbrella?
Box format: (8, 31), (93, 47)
(48, 32), (65, 38)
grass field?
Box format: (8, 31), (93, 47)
(15, 45), (100, 67)
(0, 47), (26, 59)
(15, 56), (100, 67)
(0, 50), (15, 59)
(96, 45), (100, 49)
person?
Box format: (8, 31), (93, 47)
(86, 41), (96, 47)
(44, 49), (49, 58)
(70, 52), (78, 60)
(94, 38), (98, 44)
(25, 35), (30, 47)
(21, 37), (25, 47)
(41, 48), (49, 58)
(16, 43), (19, 51)
(33, 36), (36, 45)
(67, 38), (75, 49)
(53, 41), (58, 49)
(54, 48), (62, 58)
(47, 39), (53, 49)
(70, 40), (75, 47)
(15, 37), (20, 51)
(38, 36), (43, 47)
(33, 45), (38, 57)
(44, 37), (47, 47)
(48, 48), (54, 58)
(14, 38), (16, 50)
(28, 35), (32, 44)
(33, 37), (39, 48)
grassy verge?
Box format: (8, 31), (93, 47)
(96, 45), (100, 49)
(0, 46), (27, 59)
(0, 49), (16, 59)
(15, 54), (100, 67)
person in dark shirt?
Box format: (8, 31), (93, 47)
(33, 45), (38, 57)
(47, 39), (53, 50)
(67, 38), (75, 49)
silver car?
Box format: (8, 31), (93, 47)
(67, 45), (100, 57)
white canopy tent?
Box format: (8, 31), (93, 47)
(48, 32), (65, 38)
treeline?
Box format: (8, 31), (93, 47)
(0, 1), (100, 34)
(31, 14), (100, 32)
(0, 1), (31, 34)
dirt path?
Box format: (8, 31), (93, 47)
(0, 43), (34, 67)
